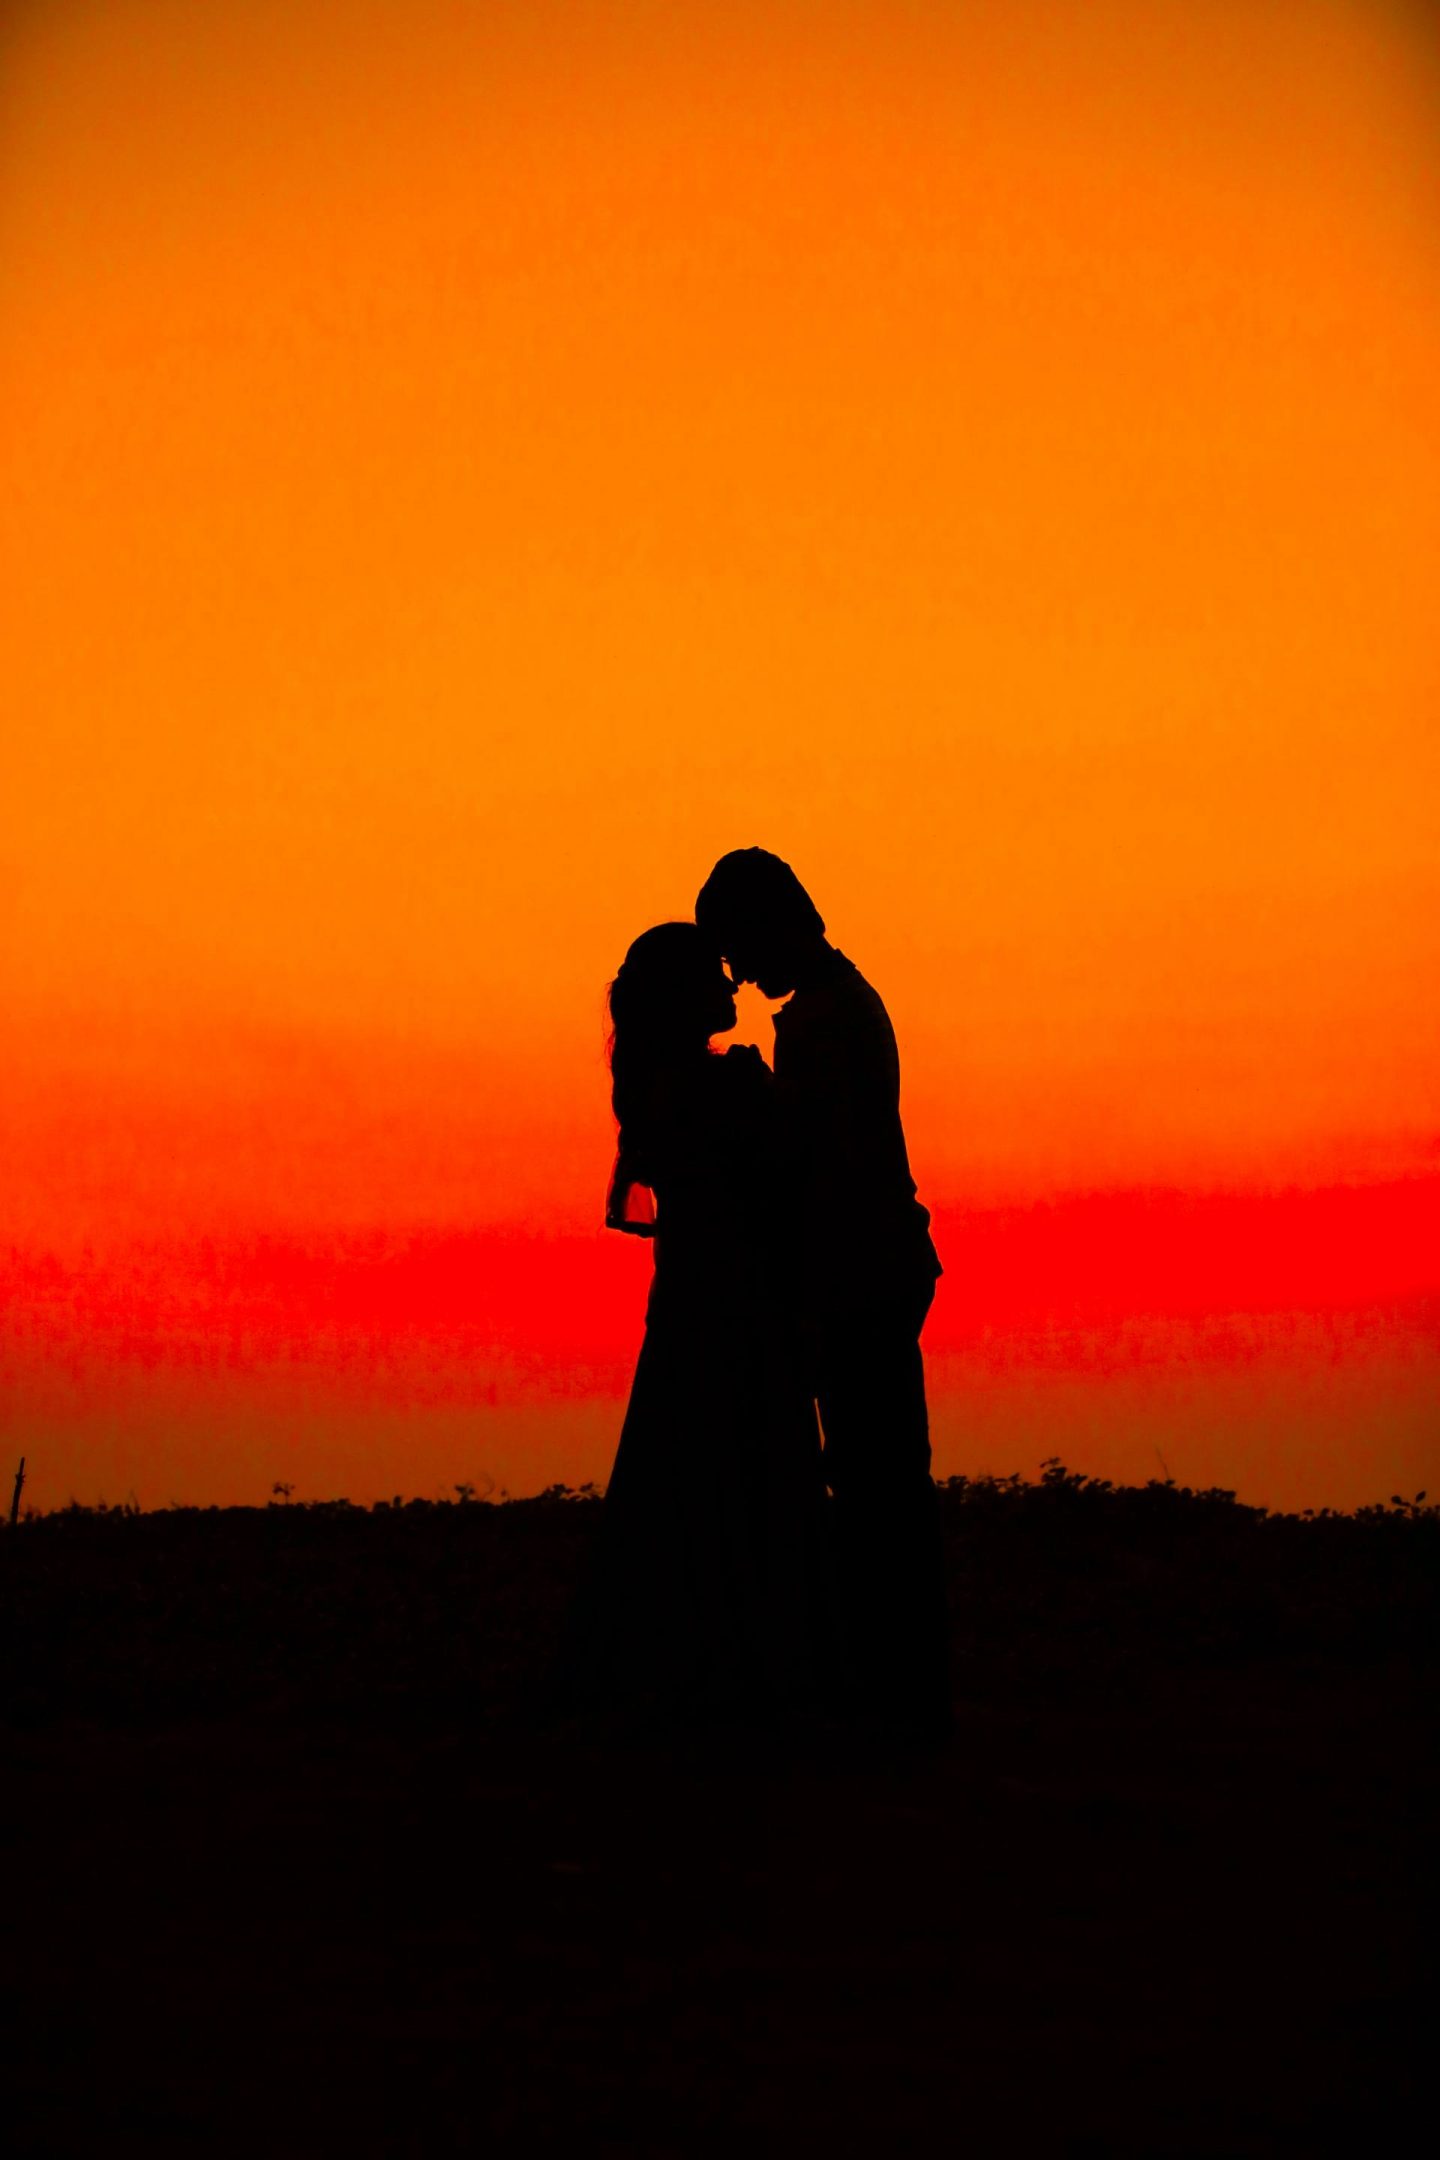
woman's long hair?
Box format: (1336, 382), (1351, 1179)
(607, 922), (719, 1178)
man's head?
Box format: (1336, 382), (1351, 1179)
(695, 848), (827, 999)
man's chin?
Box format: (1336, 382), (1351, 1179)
(757, 976), (795, 1000)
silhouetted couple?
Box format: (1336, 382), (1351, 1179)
(582, 849), (948, 1741)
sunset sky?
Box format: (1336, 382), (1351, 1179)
(3, 0), (1437, 1511)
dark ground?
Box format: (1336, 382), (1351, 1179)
(4, 1468), (1435, 2156)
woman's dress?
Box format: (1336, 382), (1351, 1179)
(582, 1044), (825, 1718)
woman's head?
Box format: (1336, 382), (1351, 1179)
(608, 921), (737, 1051)
(607, 921), (737, 1161)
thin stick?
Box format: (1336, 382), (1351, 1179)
(9, 1457), (26, 1527)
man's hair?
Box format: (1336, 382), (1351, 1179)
(695, 848), (826, 944)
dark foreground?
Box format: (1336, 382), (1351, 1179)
(5, 1469), (1436, 2156)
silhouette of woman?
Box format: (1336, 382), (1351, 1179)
(575, 922), (824, 1721)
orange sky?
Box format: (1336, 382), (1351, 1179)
(3, 0), (1438, 1508)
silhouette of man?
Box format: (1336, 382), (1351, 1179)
(696, 848), (948, 1733)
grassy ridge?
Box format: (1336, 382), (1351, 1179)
(7, 1463), (1435, 1727)
(7, 1465), (1436, 2154)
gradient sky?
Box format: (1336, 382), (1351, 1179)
(3, 0), (1438, 1510)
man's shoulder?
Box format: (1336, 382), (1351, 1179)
(777, 948), (879, 1013)
(773, 951), (897, 1072)
(823, 951), (896, 1043)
